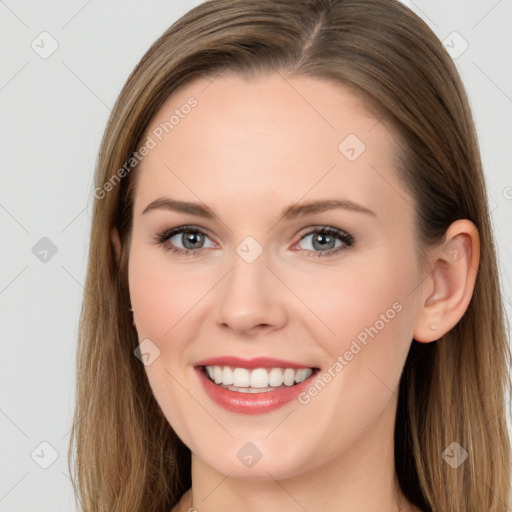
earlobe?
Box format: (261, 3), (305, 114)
(111, 227), (121, 265)
(413, 219), (480, 343)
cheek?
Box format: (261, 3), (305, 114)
(295, 250), (417, 397)
(128, 244), (206, 340)
(288, 250), (414, 345)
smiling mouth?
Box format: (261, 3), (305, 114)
(201, 365), (318, 393)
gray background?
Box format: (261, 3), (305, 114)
(1, 1), (511, 510)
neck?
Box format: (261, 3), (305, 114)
(182, 395), (416, 512)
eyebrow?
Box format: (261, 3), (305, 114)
(141, 197), (376, 219)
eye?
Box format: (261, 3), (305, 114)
(153, 225), (354, 258)
(154, 225), (216, 256)
(294, 226), (354, 258)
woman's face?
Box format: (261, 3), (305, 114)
(127, 72), (426, 479)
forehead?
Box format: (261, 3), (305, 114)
(133, 72), (409, 224)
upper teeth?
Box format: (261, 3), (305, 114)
(205, 365), (313, 388)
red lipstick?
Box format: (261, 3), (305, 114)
(194, 356), (319, 415)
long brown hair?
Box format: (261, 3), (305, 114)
(68, 1), (512, 510)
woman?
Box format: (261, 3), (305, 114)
(69, 1), (512, 511)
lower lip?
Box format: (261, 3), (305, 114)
(196, 367), (318, 415)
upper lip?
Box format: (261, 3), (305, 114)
(194, 356), (318, 370)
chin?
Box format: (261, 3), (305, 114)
(193, 441), (315, 481)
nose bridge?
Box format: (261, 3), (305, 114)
(231, 238), (268, 290)
(215, 236), (286, 333)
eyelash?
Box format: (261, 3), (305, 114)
(153, 225), (354, 258)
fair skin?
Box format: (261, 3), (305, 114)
(111, 72), (479, 512)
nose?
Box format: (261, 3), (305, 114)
(215, 249), (288, 337)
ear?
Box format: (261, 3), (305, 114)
(413, 219), (480, 343)
(111, 227), (121, 266)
